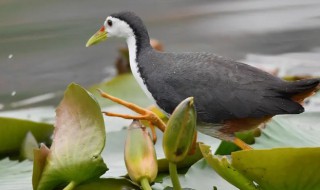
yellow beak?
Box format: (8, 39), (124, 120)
(86, 26), (107, 47)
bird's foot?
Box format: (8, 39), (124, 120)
(233, 137), (253, 150)
(98, 89), (166, 143)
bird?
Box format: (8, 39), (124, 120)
(86, 11), (319, 149)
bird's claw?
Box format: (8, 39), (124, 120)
(99, 89), (166, 144)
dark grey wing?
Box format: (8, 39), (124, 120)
(139, 51), (303, 123)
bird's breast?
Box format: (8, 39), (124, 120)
(130, 58), (158, 106)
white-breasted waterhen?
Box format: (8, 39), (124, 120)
(86, 11), (319, 149)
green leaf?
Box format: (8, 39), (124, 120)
(0, 117), (53, 157)
(89, 73), (152, 108)
(35, 83), (108, 190)
(0, 158), (33, 190)
(200, 144), (259, 190)
(232, 148), (320, 190)
(0, 156), (138, 190)
(215, 112), (320, 155)
(253, 112), (320, 148)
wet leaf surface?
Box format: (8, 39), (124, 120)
(200, 144), (259, 190)
(0, 158), (33, 190)
(232, 148), (320, 190)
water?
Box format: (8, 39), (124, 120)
(1, 0), (320, 110)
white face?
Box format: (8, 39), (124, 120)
(104, 16), (134, 39)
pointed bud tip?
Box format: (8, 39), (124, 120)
(188, 97), (194, 106)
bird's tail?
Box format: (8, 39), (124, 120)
(284, 78), (320, 104)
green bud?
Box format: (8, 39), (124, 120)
(124, 120), (158, 184)
(163, 97), (197, 163)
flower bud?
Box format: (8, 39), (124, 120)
(163, 97), (197, 163)
(124, 120), (158, 183)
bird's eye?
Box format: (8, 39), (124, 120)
(107, 20), (113, 27)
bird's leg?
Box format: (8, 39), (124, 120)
(98, 89), (166, 142)
(233, 137), (253, 150)
(216, 131), (253, 150)
(148, 121), (157, 143)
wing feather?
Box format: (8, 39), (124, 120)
(139, 51), (303, 123)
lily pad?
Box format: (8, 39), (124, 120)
(0, 157), (139, 190)
(89, 73), (152, 108)
(0, 158), (33, 190)
(200, 144), (259, 190)
(253, 112), (320, 148)
(232, 148), (320, 190)
(0, 117), (53, 157)
(215, 112), (320, 155)
(34, 83), (108, 190)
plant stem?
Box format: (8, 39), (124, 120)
(140, 177), (152, 190)
(63, 181), (76, 190)
(169, 162), (181, 190)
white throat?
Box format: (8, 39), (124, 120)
(126, 36), (156, 103)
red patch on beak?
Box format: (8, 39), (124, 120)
(99, 26), (105, 32)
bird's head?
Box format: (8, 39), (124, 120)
(86, 11), (148, 47)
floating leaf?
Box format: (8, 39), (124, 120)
(0, 158), (33, 190)
(200, 144), (259, 190)
(215, 112), (320, 155)
(35, 83), (108, 190)
(0, 117), (53, 157)
(89, 73), (152, 107)
(253, 112), (320, 148)
(232, 148), (320, 190)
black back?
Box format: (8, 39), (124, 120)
(138, 49), (318, 123)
